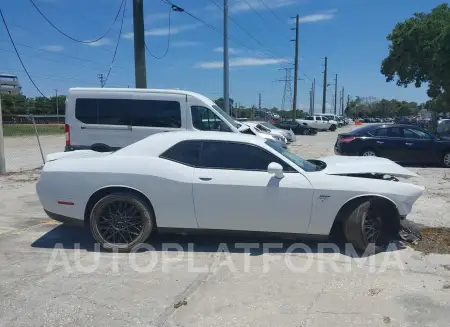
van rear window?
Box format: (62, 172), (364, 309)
(75, 98), (181, 128)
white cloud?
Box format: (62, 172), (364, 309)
(197, 57), (288, 69)
(213, 47), (241, 54)
(231, 0), (298, 13)
(290, 9), (337, 23)
(123, 23), (202, 39)
(40, 45), (64, 52)
(86, 38), (112, 47)
(172, 41), (202, 48)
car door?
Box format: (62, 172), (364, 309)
(401, 127), (438, 163)
(192, 141), (314, 234)
(381, 127), (410, 162)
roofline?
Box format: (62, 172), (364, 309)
(69, 87), (203, 96)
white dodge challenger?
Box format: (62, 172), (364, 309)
(36, 131), (424, 252)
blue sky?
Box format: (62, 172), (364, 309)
(0, 0), (444, 111)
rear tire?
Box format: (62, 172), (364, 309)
(360, 148), (377, 157)
(442, 151), (450, 168)
(343, 200), (398, 254)
(89, 192), (154, 251)
(329, 124), (337, 131)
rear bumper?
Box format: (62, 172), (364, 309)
(334, 146), (359, 156)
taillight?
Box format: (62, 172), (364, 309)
(339, 136), (356, 143)
(65, 124), (70, 146)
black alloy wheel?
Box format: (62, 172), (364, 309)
(90, 193), (154, 251)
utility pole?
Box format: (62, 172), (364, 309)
(291, 14), (299, 121)
(341, 86), (345, 115)
(54, 89), (59, 122)
(258, 92), (262, 111)
(133, 0), (147, 88)
(322, 56), (328, 113)
(333, 74), (338, 115)
(312, 78), (316, 113)
(97, 73), (106, 88)
(309, 89), (313, 116)
(223, 0), (230, 114)
(0, 94), (5, 173)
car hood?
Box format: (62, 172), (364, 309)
(318, 155), (419, 179)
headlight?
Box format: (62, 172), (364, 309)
(273, 135), (282, 141)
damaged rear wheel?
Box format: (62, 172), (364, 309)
(343, 199), (400, 254)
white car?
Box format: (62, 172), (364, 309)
(37, 131), (424, 252)
(240, 121), (288, 147)
(255, 121), (296, 142)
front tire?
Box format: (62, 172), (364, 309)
(89, 192), (154, 251)
(343, 200), (398, 254)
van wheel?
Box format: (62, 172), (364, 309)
(91, 145), (110, 152)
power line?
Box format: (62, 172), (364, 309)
(28, 0), (125, 44)
(0, 47), (128, 77)
(257, 0), (285, 22)
(208, 0), (285, 61)
(161, 0), (286, 62)
(102, 0), (127, 86)
(0, 8), (48, 97)
(145, 4), (172, 60)
(241, 0), (291, 40)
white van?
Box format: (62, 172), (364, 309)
(65, 88), (241, 152)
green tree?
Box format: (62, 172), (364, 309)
(380, 4), (450, 111)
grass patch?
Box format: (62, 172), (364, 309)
(2, 124), (64, 137)
(411, 227), (450, 255)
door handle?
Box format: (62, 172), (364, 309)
(405, 142), (413, 146)
(199, 177), (212, 181)
(376, 141), (384, 144)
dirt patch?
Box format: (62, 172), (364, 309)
(411, 227), (450, 255)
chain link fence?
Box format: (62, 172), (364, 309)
(1, 115), (65, 173)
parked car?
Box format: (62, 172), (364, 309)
(240, 122), (287, 148)
(334, 123), (450, 167)
(37, 131), (424, 252)
(247, 121), (296, 142)
(297, 115), (335, 131)
(437, 119), (450, 136)
(316, 114), (342, 128)
(274, 120), (317, 135)
(65, 87), (241, 152)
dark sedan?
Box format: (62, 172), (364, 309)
(334, 124), (450, 167)
(274, 120), (318, 135)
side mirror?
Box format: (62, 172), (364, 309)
(267, 162), (284, 179)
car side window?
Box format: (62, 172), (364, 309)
(159, 140), (202, 166)
(372, 128), (388, 137)
(191, 106), (232, 132)
(198, 141), (296, 172)
(403, 128), (433, 140)
(387, 127), (403, 138)
(305, 116), (313, 121)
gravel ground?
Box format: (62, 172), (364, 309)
(0, 125), (449, 327)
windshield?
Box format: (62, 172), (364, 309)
(212, 105), (239, 129)
(265, 139), (317, 172)
(260, 122), (278, 130)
